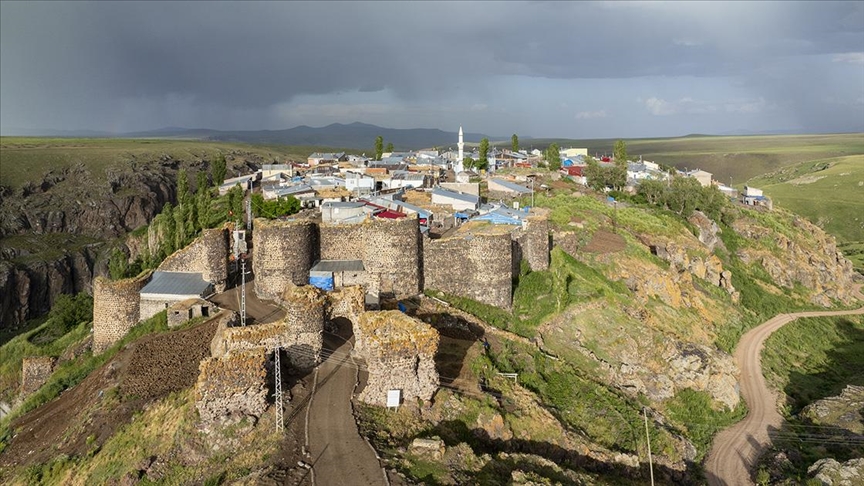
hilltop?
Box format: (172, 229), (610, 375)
(1, 163), (860, 484)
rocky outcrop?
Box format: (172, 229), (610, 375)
(648, 241), (736, 298)
(801, 385), (864, 435)
(808, 458), (864, 486)
(688, 211), (725, 253)
(734, 215), (857, 306)
(0, 245), (101, 329)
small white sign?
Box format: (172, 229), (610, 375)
(386, 389), (401, 408)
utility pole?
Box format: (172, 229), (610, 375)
(274, 344), (284, 432)
(240, 255), (247, 327)
(644, 407), (655, 486)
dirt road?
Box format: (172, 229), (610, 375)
(704, 285), (864, 486)
(306, 329), (386, 486)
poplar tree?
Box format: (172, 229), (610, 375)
(374, 136), (384, 161)
(511, 134), (519, 152)
(212, 154), (227, 186)
(386, 142), (394, 153)
(479, 138), (489, 164)
(176, 168), (190, 206)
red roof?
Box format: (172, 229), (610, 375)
(565, 166), (585, 176)
(375, 210), (406, 219)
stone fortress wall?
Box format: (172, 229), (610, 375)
(92, 271), (152, 353)
(319, 217), (422, 298)
(513, 217), (551, 272)
(252, 219), (319, 300)
(354, 310), (439, 406)
(158, 228), (230, 292)
(423, 232), (515, 309)
(20, 356), (56, 397)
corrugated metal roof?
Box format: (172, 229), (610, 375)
(489, 178), (532, 194)
(432, 187), (479, 204)
(310, 260), (365, 272)
(141, 272), (211, 296)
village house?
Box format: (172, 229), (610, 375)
(307, 152), (348, 166)
(344, 171), (376, 194)
(139, 271), (213, 321)
(684, 169), (713, 187)
(431, 186), (480, 211)
(321, 201), (374, 224)
(488, 178), (532, 198)
(741, 186), (773, 209)
(218, 173), (260, 195)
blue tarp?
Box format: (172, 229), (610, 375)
(455, 212), (469, 219)
(309, 275), (334, 291)
(397, 302), (407, 313)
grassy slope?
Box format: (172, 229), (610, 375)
(0, 137), (362, 188)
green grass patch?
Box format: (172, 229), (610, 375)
(747, 155), (864, 244)
(664, 389), (747, 461)
(762, 315), (864, 414)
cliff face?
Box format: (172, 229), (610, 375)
(0, 246), (100, 328)
(733, 214), (857, 306)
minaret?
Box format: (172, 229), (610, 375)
(455, 126), (464, 173)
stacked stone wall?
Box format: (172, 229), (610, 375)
(158, 228), (229, 292)
(423, 232), (514, 309)
(195, 347), (269, 424)
(92, 272), (151, 353)
(514, 218), (551, 272)
(252, 219), (319, 300)
(319, 217), (421, 298)
(354, 311), (439, 406)
(20, 356), (55, 396)
(327, 285), (365, 331)
(214, 286), (325, 369)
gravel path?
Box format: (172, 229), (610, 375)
(704, 284), (864, 486)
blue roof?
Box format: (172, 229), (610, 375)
(489, 178), (532, 194)
(474, 211), (522, 225)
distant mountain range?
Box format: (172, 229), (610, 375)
(2, 122), (501, 151)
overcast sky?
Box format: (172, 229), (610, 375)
(2, 1), (863, 138)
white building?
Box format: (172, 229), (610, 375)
(431, 187), (479, 211)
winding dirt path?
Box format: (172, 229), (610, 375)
(704, 284), (864, 486)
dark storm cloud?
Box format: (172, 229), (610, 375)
(1, 1), (862, 134)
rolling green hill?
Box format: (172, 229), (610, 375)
(747, 154), (864, 271)
(522, 133), (864, 185)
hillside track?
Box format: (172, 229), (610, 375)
(704, 284), (864, 486)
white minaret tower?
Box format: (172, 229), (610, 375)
(455, 126), (465, 173)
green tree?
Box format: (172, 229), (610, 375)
(160, 202), (176, 256)
(546, 143), (561, 170)
(613, 140), (628, 163)
(462, 157), (476, 170)
(176, 168), (190, 206)
(196, 189), (212, 230)
(173, 204), (188, 251)
(385, 142), (394, 153)
(375, 136), (384, 161)
(227, 184), (245, 223)
(108, 248), (129, 280)
(212, 154), (227, 186)
(196, 171), (210, 195)
(479, 138), (490, 165)
(637, 179), (667, 206)
(48, 293), (93, 334)
(251, 193), (301, 219)
(511, 134), (519, 152)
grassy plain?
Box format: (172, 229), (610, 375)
(0, 137), (360, 188)
(526, 133), (864, 185)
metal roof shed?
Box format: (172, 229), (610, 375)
(140, 272), (213, 300)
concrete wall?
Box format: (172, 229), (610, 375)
(252, 219), (319, 300)
(320, 217), (421, 298)
(423, 232), (514, 309)
(20, 356), (55, 396)
(158, 228), (229, 292)
(354, 311), (439, 406)
(92, 272), (151, 353)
